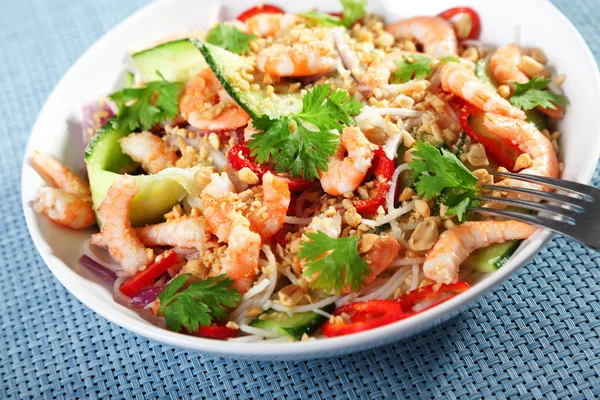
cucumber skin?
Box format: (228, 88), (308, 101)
(250, 304), (335, 340)
(132, 39), (207, 83)
(462, 240), (522, 273)
(475, 59), (498, 89)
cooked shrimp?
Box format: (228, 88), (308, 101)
(30, 151), (94, 229)
(120, 132), (179, 174)
(361, 236), (402, 286)
(385, 16), (458, 58)
(34, 188), (95, 229)
(30, 151), (91, 201)
(319, 127), (376, 196)
(361, 51), (431, 87)
(490, 44), (564, 119)
(92, 177), (153, 275)
(483, 113), (559, 190)
(135, 217), (212, 250)
(424, 220), (536, 284)
(179, 68), (250, 130)
(246, 172), (290, 241)
(201, 172), (249, 243)
(256, 42), (338, 77)
(222, 225), (261, 293)
(245, 13), (300, 37)
(440, 62), (526, 120)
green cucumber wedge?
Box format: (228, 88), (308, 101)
(250, 304), (335, 340)
(192, 40), (302, 119)
(462, 240), (521, 273)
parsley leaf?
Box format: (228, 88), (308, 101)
(299, 232), (370, 294)
(391, 56), (433, 84)
(109, 72), (183, 131)
(340, 0), (367, 28)
(158, 274), (241, 333)
(206, 23), (255, 54)
(298, 11), (344, 27)
(248, 84), (363, 181)
(409, 141), (479, 222)
(509, 77), (568, 111)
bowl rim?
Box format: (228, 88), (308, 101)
(21, 0), (600, 359)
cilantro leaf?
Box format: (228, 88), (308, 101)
(299, 232), (370, 294)
(298, 11), (344, 27)
(109, 72), (183, 131)
(340, 0), (367, 28)
(409, 141), (479, 222)
(509, 77), (568, 111)
(206, 23), (255, 54)
(391, 56), (433, 84)
(158, 274), (241, 333)
(248, 84), (362, 181)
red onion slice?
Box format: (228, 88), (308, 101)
(130, 285), (165, 306)
(79, 255), (117, 286)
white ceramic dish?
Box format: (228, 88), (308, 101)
(21, 0), (600, 360)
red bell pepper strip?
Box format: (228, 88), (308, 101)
(459, 105), (522, 171)
(321, 300), (405, 337)
(119, 251), (179, 297)
(353, 148), (395, 215)
(396, 281), (470, 314)
(186, 325), (238, 340)
(227, 143), (312, 191)
(237, 4), (284, 22)
(438, 7), (481, 40)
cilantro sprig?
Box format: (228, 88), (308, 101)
(109, 71), (183, 131)
(409, 141), (479, 221)
(206, 23), (255, 55)
(392, 55), (433, 84)
(298, 0), (366, 28)
(299, 232), (370, 294)
(248, 84), (363, 181)
(509, 77), (568, 111)
(158, 274), (241, 333)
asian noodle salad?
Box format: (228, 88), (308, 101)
(30, 1), (568, 341)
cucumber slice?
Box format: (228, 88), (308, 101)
(193, 40), (302, 119)
(250, 304), (335, 340)
(462, 240), (521, 273)
(132, 39), (208, 83)
(525, 109), (548, 131)
(475, 59), (498, 89)
(85, 120), (195, 227)
(125, 71), (135, 88)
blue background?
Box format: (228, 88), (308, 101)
(1, 0), (599, 398)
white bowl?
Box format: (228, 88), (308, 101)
(21, 0), (600, 360)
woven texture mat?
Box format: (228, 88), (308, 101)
(1, 0), (599, 398)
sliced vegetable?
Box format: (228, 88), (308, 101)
(438, 7), (481, 40)
(462, 240), (520, 272)
(132, 39), (207, 82)
(195, 41), (302, 119)
(125, 71), (135, 88)
(249, 304), (335, 340)
(353, 148), (394, 214)
(130, 285), (165, 306)
(237, 4), (284, 22)
(78, 255), (117, 286)
(120, 250), (178, 297)
(474, 58), (497, 89)
(459, 104), (522, 170)
(186, 325), (238, 340)
(321, 300), (404, 337)
(524, 109), (548, 131)
(227, 143), (312, 191)
(396, 281), (470, 313)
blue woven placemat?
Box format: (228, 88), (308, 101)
(1, 0), (599, 398)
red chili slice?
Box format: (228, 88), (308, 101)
(186, 325), (238, 340)
(353, 147), (395, 215)
(438, 7), (481, 40)
(120, 250), (179, 297)
(227, 142), (312, 191)
(459, 104), (522, 171)
(396, 281), (470, 314)
(237, 4), (284, 22)
(321, 300), (405, 337)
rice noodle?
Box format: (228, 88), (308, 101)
(164, 134), (227, 169)
(331, 27), (366, 84)
(228, 334), (264, 343)
(284, 216), (313, 225)
(239, 324), (283, 338)
(241, 278), (271, 301)
(410, 264), (419, 291)
(383, 131), (403, 160)
(362, 106), (423, 118)
(389, 258), (425, 267)
(387, 163), (410, 211)
(269, 295), (340, 314)
(355, 266), (412, 302)
(80, 238), (123, 271)
(361, 201), (415, 227)
(312, 308), (334, 319)
(281, 268), (298, 284)
(336, 293), (359, 307)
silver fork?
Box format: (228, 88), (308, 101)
(469, 171), (600, 249)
